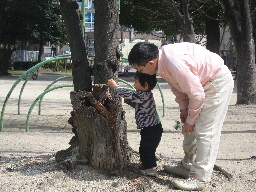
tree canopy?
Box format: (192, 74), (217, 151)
(0, 0), (67, 75)
(120, 0), (224, 42)
(0, 0), (67, 47)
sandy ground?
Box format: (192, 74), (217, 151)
(0, 72), (255, 191)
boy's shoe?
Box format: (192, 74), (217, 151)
(172, 176), (205, 191)
(138, 163), (146, 170)
(141, 167), (157, 177)
(163, 164), (190, 178)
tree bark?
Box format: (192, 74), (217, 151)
(93, 0), (120, 82)
(38, 40), (44, 63)
(251, 0), (256, 65)
(0, 0), (11, 76)
(205, 18), (220, 55)
(168, 0), (196, 43)
(58, 0), (130, 174)
(0, 0), (8, 38)
(69, 86), (129, 173)
(59, 0), (92, 91)
(220, 0), (256, 104)
(0, 44), (12, 76)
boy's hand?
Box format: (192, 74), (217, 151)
(108, 79), (118, 89)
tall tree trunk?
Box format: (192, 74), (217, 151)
(0, 0), (11, 76)
(60, 0), (92, 91)
(71, 0), (129, 173)
(205, 19), (220, 55)
(168, 0), (196, 42)
(0, 0), (8, 38)
(181, 0), (196, 42)
(251, 0), (256, 62)
(58, 0), (129, 174)
(220, 0), (256, 104)
(38, 40), (44, 62)
(0, 44), (11, 76)
(57, 0), (93, 168)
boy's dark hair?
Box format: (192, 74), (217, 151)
(134, 71), (157, 91)
(128, 42), (159, 67)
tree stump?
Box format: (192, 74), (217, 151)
(69, 85), (129, 174)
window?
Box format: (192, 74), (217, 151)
(85, 13), (94, 32)
(86, 0), (94, 9)
(77, 0), (94, 9)
(88, 39), (94, 47)
(85, 13), (94, 22)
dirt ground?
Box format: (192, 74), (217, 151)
(0, 72), (255, 191)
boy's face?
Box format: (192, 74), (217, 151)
(134, 78), (148, 92)
(133, 59), (158, 75)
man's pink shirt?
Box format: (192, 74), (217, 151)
(157, 42), (224, 125)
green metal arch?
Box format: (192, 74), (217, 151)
(38, 76), (73, 115)
(0, 54), (71, 131)
(1, 55), (165, 132)
(26, 85), (74, 132)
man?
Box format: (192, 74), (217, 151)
(128, 42), (234, 191)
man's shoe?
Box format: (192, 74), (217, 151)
(172, 176), (205, 191)
(163, 164), (190, 178)
(141, 167), (157, 177)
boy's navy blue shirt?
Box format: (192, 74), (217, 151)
(115, 86), (161, 129)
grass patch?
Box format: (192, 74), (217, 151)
(8, 70), (25, 75)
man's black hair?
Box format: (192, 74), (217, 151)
(134, 71), (157, 91)
(128, 42), (159, 67)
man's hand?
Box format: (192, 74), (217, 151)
(108, 79), (118, 89)
(182, 122), (195, 136)
(180, 108), (188, 123)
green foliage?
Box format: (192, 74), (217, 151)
(0, 0), (67, 47)
(7, 70), (24, 75)
(0, 48), (3, 62)
(174, 120), (183, 130)
(0, 0), (68, 74)
(120, 0), (180, 36)
(26, 0), (68, 45)
(42, 61), (72, 71)
(13, 61), (38, 70)
(190, 0), (224, 34)
(12, 60), (72, 71)
(120, 0), (224, 39)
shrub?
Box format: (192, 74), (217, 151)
(13, 60), (72, 71)
(13, 61), (38, 70)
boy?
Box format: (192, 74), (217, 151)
(128, 42), (234, 190)
(108, 72), (163, 177)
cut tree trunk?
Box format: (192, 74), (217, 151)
(68, 85), (130, 173)
(57, 0), (131, 175)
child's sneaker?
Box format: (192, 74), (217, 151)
(138, 163), (146, 170)
(141, 167), (157, 177)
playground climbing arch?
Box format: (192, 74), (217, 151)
(0, 55), (165, 132)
